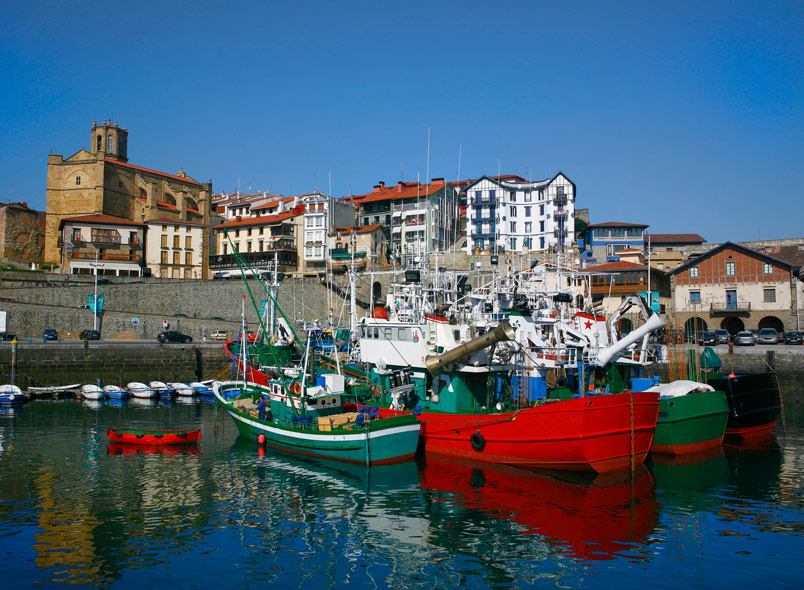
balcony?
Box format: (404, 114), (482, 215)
(471, 198), (497, 206)
(70, 251), (139, 262)
(711, 302), (751, 314)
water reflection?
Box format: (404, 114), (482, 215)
(417, 455), (660, 562)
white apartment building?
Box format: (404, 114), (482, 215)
(146, 218), (206, 279)
(463, 173), (576, 255)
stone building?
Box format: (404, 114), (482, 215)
(667, 241), (802, 335)
(0, 202), (46, 268)
(45, 121), (212, 275)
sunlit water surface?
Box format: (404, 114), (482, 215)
(1, 395), (802, 589)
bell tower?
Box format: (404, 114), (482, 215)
(90, 120), (128, 162)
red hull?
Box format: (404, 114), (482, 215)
(651, 434), (724, 456)
(375, 391), (660, 473)
(725, 420), (777, 439)
(107, 443), (201, 456)
(107, 428), (202, 445)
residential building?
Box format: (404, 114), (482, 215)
(299, 193), (355, 272)
(667, 242), (800, 334)
(45, 121), (212, 276)
(211, 205), (304, 274)
(463, 173), (576, 255)
(579, 221), (648, 267)
(146, 218), (206, 279)
(348, 179), (460, 265)
(328, 224), (389, 273)
(58, 214), (146, 276)
(644, 233), (706, 272)
(585, 259), (671, 325)
(0, 202), (46, 267)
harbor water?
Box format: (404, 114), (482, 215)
(1, 393), (802, 589)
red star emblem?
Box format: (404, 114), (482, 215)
(584, 320), (593, 330)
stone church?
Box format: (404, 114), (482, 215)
(44, 121), (212, 273)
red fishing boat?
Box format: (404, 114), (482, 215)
(107, 428), (201, 445)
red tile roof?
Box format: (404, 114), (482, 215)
(146, 217), (206, 227)
(331, 224), (384, 236)
(586, 221), (649, 229)
(106, 159), (201, 186)
(349, 181), (447, 205)
(135, 196), (178, 210)
(646, 233), (706, 244)
(59, 214), (145, 227)
(214, 205), (304, 229)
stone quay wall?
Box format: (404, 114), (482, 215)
(0, 342), (231, 389)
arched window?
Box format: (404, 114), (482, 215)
(107, 134), (114, 152)
(185, 198), (197, 211)
(164, 193), (176, 206)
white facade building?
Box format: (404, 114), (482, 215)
(463, 173), (576, 255)
(146, 218), (206, 279)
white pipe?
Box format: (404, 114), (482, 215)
(596, 313), (664, 366)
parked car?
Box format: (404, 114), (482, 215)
(157, 331), (192, 343)
(697, 331), (718, 346)
(714, 329), (730, 344)
(211, 330), (230, 341)
(734, 331), (756, 346)
(0, 332), (17, 341)
(756, 328), (779, 345)
(79, 329), (100, 340)
(783, 331), (803, 345)
(43, 329), (59, 341)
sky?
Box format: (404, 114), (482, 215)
(1, 0), (802, 244)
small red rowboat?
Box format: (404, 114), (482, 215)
(107, 428), (202, 445)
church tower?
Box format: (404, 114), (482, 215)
(91, 120), (128, 162)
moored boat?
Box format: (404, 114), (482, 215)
(642, 380), (729, 455)
(188, 381), (214, 396)
(168, 382), (196, 397)
(103, 385), (129, 399)
(27, 383), (81, 398)
(0, 384), (26, 405)
(107, 427), (202, 445)
(707, 372), (781, 438)
(80, 384), (106, 400)
(127, 382), (156, 398)
(149, 381), (174, 397)
(213, 379), (421, 466)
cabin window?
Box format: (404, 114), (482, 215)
(384, 328), (392, 340)
(372, 327), (379, 339)
(398, 328), (408, 341)
(453, 329), (461, 341)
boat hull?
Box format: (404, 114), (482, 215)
(378, 391), (660, 473)
(214, 387), (420, 466)
(651, 390), (729, 455)
(107, 428), (202, 445)
(707, 373), (781, 438)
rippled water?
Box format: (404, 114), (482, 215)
(1, 395), (802, 589)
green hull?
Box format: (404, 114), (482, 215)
(652, 390), (729, 455)
(215, 387), (420, 465)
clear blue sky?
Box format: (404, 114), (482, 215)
(1, 1), (802, 243)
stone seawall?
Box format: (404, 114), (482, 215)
(0, 342), (231, 389)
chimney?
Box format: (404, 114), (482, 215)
(398, 181), (406, 193)
(431, 178), (445, 186)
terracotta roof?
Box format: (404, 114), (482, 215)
(646, 233), (706, 244)
(252, 195), (297, 211)
(584, 261), (647, 271)
(146, 217), (206, 227)
(586, 221), (649, 229)
(214, 205), (304, 229)
(135, 196), (178, 210)
(350, 181), (448, 206)
(59, 214), (145, 228)
(106, 158), (201, 186)
(331, 224), (384, 236)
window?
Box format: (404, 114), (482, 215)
(161, 251), (168, 264)
(489, 190), (496, 200)
(185, 236), (192, 249)
(398, 328), (408, 341)
(185, 252), (192, 265)
(173, 235), (180, 249)
(510, 206), (517, 217)
(689, 266), (699, 278)
(764, 288), (776, 303)
(763, 263), (774, 274)
(510, 221), (517, 233)
(525, 191), (532, 202)
(107, 134), (114, 152)
(525, 222), (532, 233)
(130, 231), (138, 245)
(173, 252), (180, 265)
(540, 221), (545, 232)
(725, 261), (735, 276)
(524, 206), (531, 217)
(75, 176), (81, 186)
(539, 204), (544, 216)
(606, 244), (628, 257)
(72, 228), (82, 242)
(510, 237), (517, 250)
(91, 229), (119, 243)
(540, 237), (545, 249)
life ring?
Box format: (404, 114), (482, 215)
(470, 431), (486, 452)
(290, 381), (302, 394)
